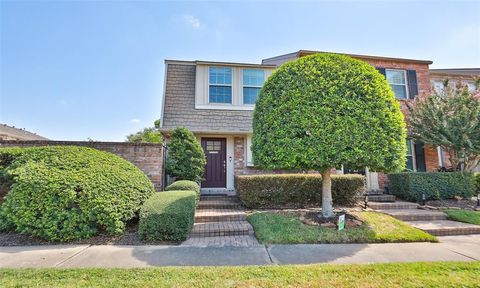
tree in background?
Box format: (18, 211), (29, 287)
(126, 127), (162, 143)
(407, 81), (480, 171)
(165, 127), (206, 182)
(252, 53), (406, 218)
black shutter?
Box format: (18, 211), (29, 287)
(407, 70), (418, 99)
(376, 67), (386, 78)
(414, 141), (426, 172)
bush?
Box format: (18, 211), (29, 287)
(165, 180), (200, 202)
(139, 190), (196, 241)
(235, 174), (365, 209)
(388, 172), (476, 202)
(165, 127), (206, 182)
(0, 146), (155, 241)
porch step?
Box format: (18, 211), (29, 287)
(379, 209), (447, 221)
(195, 208), (246, 223)
(368, 201), (419, 210)
(191, 221), (254, 237)
(407, 220), (480, 236)
(197, 198), (243, 209)
(367, 189), (386, 195)
(358, 194), (395, 202)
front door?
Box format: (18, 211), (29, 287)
(201, 138), (227, 188)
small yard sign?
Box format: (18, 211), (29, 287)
(337, 214), (345, 231)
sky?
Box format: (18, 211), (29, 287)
(1, 0), (479, 141)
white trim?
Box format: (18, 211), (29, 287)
(437, 146), (444, 167)
(159, 63), (169, 128)
(195, 104), (255, 111)
(386, 69), (409, 100)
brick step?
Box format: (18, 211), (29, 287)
(407, 220), (480, 236)
(366, 189), (386, 195)
(368, 201), (419, 210)
(357, 194), (396, 202)
(195, 208), (246, 223)
(379, 209), (447, 221)
(197, 199), (243, 209)
(191, 221), (254, 237)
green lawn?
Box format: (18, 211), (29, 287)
(445, 209), (480, 225)
(247, 211), (437, 244)
(0, 262), (478, 287)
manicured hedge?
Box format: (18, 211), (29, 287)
(235, 174), (365, 208)
(388, 172), (476, 202)
(165, 180), (200, 202)
(139, 190), (196, 241)
(0, 146), (155, 241)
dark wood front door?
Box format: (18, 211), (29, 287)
(201, 138), (227, 188)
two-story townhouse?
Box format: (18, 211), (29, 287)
(159, 50), (439, 193)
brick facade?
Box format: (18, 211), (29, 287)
(0, 140), (164, 191)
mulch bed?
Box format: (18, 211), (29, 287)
(425, 198), (479, 210)
(0, 219), (178, 247)
(271, 210), (364, 229)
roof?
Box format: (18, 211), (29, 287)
(0, 124), (49, 140)
(262, 50), (433, 65)
(165, 59), (276, 69)
(429, 68), (480, 76)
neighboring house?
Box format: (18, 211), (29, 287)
(430, 68), (479, 93)
(0, 124), (48, 141)
(159, 50), (442, 192)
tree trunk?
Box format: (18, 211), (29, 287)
(321, 169), (334, 218)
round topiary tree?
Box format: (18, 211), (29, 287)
(165, 127), (206, 182)
(252, 53), (407, 218)
(0, 146), (155, 241)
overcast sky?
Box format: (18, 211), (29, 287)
(1, 0), (479, 141)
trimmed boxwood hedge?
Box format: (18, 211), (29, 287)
(388, 172), (476, 202)
(165, 180), (200, 203)
(0, 146), (155, 241)
(138, 190), (196, 241)
(235, 174), (365, 209)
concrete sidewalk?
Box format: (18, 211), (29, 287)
(0, 235), (479, 268)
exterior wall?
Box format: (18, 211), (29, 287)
(161, 63), (254, 133)
(0, 140), (164, 191)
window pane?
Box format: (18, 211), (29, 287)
(391, 84), (407, 99)
(243, 69), (265, 86)
(209, 86), (232, 103)
(386, 70), (406, 84)
(243, 87), (260, 104)
(209, 67), (232, 85)
(406, 156), (414, 171)
(406, 139), (412, 156)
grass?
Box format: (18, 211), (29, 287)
(0, 262), (478, 287)
(445, 209), (480, 225)
(247, 211), (437, 244)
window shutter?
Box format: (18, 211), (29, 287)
(376, 67), (386, 77)
(407, 70), (418, 99)
(414, 141), (426, 172)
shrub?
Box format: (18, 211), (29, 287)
(0, 146), (155, 241)
(165, 127), (206, 182)
(388, 172), (476, 202)
(235, 174), (365, 209)
(139, 190), (196, 241)
(252, 53), (406, 217)
(165, 180), (200, 202)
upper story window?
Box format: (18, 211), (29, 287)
(209, 67), (232, 103)
(243, 69), (265, 104)
(386, 69), (408, 99)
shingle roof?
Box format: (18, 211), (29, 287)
(0, 124), (49, 140)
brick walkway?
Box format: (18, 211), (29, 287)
(181, 195), (259, 247)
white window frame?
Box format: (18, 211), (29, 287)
(242, 69), (265, 105)
(386, 69), (409, 100)
(406, 139), (417, 171)
(208, 66), (233, 104)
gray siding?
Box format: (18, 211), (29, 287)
(162, 64), (253, 133)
